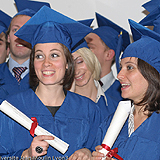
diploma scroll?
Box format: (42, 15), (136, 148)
(100, 100), (131, 160)
(0, 100), (69, 154)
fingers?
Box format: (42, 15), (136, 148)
(28, 135), (54, 157)
(69, 148), (92, 160)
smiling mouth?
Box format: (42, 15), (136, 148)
(121, 83), (131, 89)
(42, 71), (55, 75)
(75, 74), (84, 80)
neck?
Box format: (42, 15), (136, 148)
(133, 104), (148, 131)
(75, 80), (97, 102)
(35, 84), (65, 106)
(100, 66), (111, 78)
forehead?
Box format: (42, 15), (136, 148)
(0, 32), (6, 39)
(11, 15), (31, 27)
(85, 33), (100, 42)
(121, 57), (138, 64)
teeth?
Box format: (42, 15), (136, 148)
(75, 75), (83, 80)
(121, 84), (130, 87)
(17, 44), (24, 47)
(43, 71), (54, 75)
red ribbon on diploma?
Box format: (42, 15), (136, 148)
(30, 117), (38, 137)
(101, 144), (123, 160)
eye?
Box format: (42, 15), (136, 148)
(51, 53), (59, 58)
(12, 28), (18, 33)
(127, 65), (134, 70)
(35, 54), (43, 59)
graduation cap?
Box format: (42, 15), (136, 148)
(92, 12), (130, 52)
(0, 10), (12, 34)
(78, 18), (94, 27)
(15, 6), (92, 52)
(142, 0), (160, 12)
(0, 10), (11, 33)
(139, 5), (160, 34)
(14, 0), (51, 13)
(121, 19), (160, 73)
(71, 18), (94, 52)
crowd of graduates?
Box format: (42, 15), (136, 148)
(0, 0), (160, 159)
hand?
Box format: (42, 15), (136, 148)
(91, 145), (115, 160)
(21, 135), (54, 157)
(69, 148), (92, 160)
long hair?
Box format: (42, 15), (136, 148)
(136, 58), (160, 116)
(29, 43), (75, 90)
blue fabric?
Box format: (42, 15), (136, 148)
(14, 8), (36, 17)
(97, 94), (118, 121)
(105, 80), (123, 102)
(139, 5), (160, 34)
(122, 35), (160, 73)
(0, 89), (102, 158)
(94, 12), (130, 52)
(94, 111), (160, 159)
(0, 10), (11, 33)
(15, 6), (92, 52)
(14, 0), (51, 12)
(0, 63), (30, 103)
(142, 0), (160, 12)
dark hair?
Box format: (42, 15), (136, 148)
(136, 58), (160, 116)
(29, 43), (75, 90)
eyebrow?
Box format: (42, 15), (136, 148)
(0, 38), (4, 42)
(74, 56), (81, 61)
(35, 48), (62, 53)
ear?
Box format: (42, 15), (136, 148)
(7, 34), (10, 43)
(105, 49), (115, 61)
(66, 64), (68, 70)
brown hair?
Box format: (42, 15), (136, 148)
(29, 43), (75, 90)
(136, 58), (160, 116)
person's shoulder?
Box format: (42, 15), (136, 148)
(5, 88), (34, 102)
(66, 91), (100, 109)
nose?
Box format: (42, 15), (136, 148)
(43, 57), (51, 67)
(117, 69), (124, 82)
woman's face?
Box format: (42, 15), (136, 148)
(72, 52), (93, 87)
(117, 57), (149, 103)
(34, 43), (68, 86)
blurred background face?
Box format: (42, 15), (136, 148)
(0, 32), (8, 64)
(85, 33), (107, 67)
(117, 57), (148, 103)
(34, 43), (68, 86)
(7, 15), (32, 64)
(72, 51), (92, 87)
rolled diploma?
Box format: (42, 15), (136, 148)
(0, 100), (69, 154)
(99, 100), (131, 158)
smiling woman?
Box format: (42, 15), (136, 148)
(0, 6), (103, 160)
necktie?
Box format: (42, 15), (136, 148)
(98, 80), (103, 87)
(128, 105), (135, 137)
(12, 67), (27, 83)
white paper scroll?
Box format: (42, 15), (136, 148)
(0, 100), (69, 154)
(99, 100), (131, 159)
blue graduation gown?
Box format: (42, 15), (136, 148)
(0, 63), (30, 103)
(97, 95), (118, 121)
(0, 89), (102, 159)
(105, 80), (123, 102)
(94, 112), (160, 160)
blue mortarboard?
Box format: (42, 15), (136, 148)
(129, 19), (160, 42)
(14, 8), (36, 17)
(78, 18), (94, 27)
(121, 19), (160, 73)
(71, 18), (93, 52)
(139, 5), (160, 34)
(92, 12), (130, 52)
(15, 6), (92, 52)
(142, 0), (160, 12)
(14, 0), (51, 13)
(0, 10), (11, 34)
